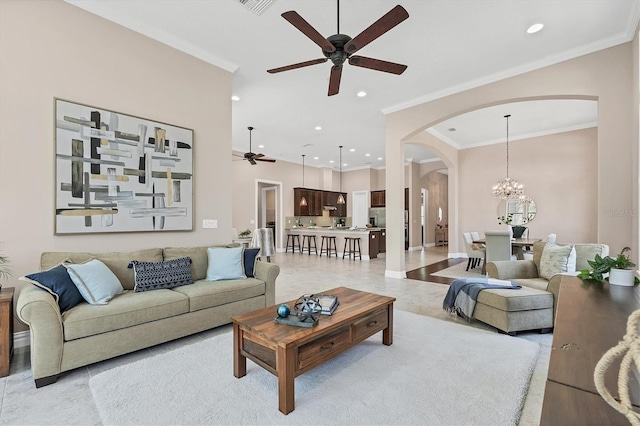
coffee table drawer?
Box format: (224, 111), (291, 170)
(298, 326), (350, 369)
(352, 307), (388, 341)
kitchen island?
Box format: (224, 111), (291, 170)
(286, 227), (385, 260)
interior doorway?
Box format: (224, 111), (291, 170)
(352, 190), (369, 227)
(255, 179), (283, 251)
(421, 188), (428, 246)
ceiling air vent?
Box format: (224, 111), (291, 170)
(236, 0), (273, 15)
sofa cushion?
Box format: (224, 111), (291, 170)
(64, 259), (125, 305)
(244, 248), (260, 278)
(510, 278), (549, 291)
(164, 244), (242, 281)
(41, 249), (163, 290)
(574, 244), (610, 271)
(477, 286), (553, 312)
(129, 257), (194, 292)
(539, 244), (576, 280)
(207, 246), (246, 281)
(20, 263), (84, 314)
(62, 289), (189, 341)
(172, 278), (265, 312)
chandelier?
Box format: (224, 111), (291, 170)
(492, 114), (524, 200)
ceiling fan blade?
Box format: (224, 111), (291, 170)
(267, 58), (328, 74)
(255, 158), (276, 163)
(232, 153), (245, 158)
(348, 56), (407, 75)
(328, 65), (342, 96)
(281, 11), (336, 53)
(252, 153), (265, 159)
(248, 158), (257, 165)
(343, 5), (409, 55)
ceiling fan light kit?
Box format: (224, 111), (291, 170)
(234, 126), (276, 166)
(267, 1), (409, 96)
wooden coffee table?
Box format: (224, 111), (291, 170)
(232, 286), (395, 414)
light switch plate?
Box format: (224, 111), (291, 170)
(203, 219), (217, 229)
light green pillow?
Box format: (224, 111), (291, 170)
(206, 246), (246, 281)
(539, 244), (576, 280)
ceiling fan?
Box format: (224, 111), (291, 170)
(233, 126), (276, 165)
(267, 0), (409, 96)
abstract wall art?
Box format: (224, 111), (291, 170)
(55, 99), (193, 234)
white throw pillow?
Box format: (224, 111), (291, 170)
(206, 246), (246, 281)
(539, 244), (576, 280)
(64, 259), (125, 304)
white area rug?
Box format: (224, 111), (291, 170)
(431, 261), (485, 279)
(90, 310), (539, 425)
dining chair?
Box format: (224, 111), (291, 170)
(485, 230), (513, 262)
(470, 231), (481, 242)
(463, 232), (485, 271)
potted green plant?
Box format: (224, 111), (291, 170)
(238, 229), (252, 238)
(0, 254), (11, 290)
(497, 214), (529, 238)
(577, 247), (639, 286)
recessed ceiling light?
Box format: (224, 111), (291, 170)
(329, 160), (334, 163)
(350, 148), (355, 152)
(365, 153), (370, 157)
(315, 126), (322, 130)
(314, 157), (319, 160)
(377, 157), (383, 160)
(343, 163), (347, 167)
(357, 91), (367, 97)
(231, 95), (240, 101)
(258, 145), (264, 148)
(527, 23), (544, 34)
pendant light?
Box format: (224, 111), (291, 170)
(299, 154), (308, 207)
(337, 145), (345, 204)
(492, 114), (524, 200)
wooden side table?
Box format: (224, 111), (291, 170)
(0, 287), (14, 377)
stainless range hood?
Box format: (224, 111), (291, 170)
(323, 205), (337, 211)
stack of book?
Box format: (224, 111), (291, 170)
(315, 294), (339, 315)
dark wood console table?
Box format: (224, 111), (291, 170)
(540, 276), (640, 425)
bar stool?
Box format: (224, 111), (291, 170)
(319, 235), (338, 258)
(301, 234), (317, 255)
(343, 237), (362, 260)
(285, 234), (301, 253)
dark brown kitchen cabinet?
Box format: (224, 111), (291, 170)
(294, 188), (347, 217)
(369, 230), (381, 258)
(379, 229), (386, 253)
(371, 190), (385, 207)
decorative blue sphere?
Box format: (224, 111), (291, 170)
(277, 304), (291, 318)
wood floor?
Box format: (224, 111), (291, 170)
(405, 257), (466, 285)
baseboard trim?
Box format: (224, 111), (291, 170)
(408, 246), (423, 252)
(449, 252), (467, 258)
(424, 243), (436, 248)
(14, 330), (30, 348)
(385, 270), (407, 279)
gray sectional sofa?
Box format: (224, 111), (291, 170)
(479, 241), (609, 334)
(17, 245), (280, 387)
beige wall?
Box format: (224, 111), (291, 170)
(420, 166), (449, 245)
(459, 128), (598, 249)
(0, 1), (232, 331)
(386, 42), (635, 275)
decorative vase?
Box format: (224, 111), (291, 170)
(511, 226), (527, 239)
(608, 268), (635, 287)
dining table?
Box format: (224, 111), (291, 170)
(473, 237), (541, 274)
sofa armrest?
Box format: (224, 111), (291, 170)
(16, 284), (65, 381)
(486, 260), (539, 280)
(253, 261), (280, 306)
(545, 273), (577, 322)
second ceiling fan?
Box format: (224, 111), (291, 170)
(267, 1), (409, 96)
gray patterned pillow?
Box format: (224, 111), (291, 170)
(539, 244), (576, 280)
(128, 257), (194, 292)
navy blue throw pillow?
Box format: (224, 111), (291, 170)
(244, 248), (260, 278)
(23, 265), (84, 313)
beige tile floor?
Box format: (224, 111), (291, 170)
(0, 247), (551, 425)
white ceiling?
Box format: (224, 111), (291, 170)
(66, 0), (638, 170)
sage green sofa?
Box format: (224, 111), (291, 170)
(478, 241), (609, 334)
(17, 245), (280, 388)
